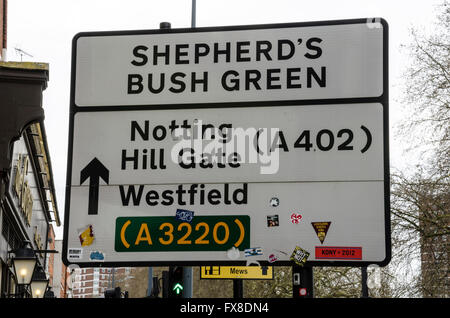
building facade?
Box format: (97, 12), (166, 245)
(0, 61), (61, 297)
(71, 267), (132, 298)
(46, 224), (56, 295)
(52, 239), (67, 298)
(0, 0), (60, 297)
(419, 191), (449, 298)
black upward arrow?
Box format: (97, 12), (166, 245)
(80, 158), (109, 215)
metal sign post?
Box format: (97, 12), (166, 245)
(233, 279), (244, 298)
(191, 0), (196, 28)
(361, 266), (369, 298)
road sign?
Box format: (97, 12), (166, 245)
(200, 266), (273, 280)
(63, 19), (390, 268)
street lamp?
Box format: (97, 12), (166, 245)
(30, 266), (49, 298)
(11, 241), (37, 286)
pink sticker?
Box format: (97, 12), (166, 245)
(290, 213), (302, 224)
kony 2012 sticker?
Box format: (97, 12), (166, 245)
(315, 246), (362, 260)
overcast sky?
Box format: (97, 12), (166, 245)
(6, 0), (445, 239)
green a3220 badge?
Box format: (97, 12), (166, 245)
(115, 215), (250, 252)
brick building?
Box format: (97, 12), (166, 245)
(71, 267), (132, 298)
(419, 191), (450, 297)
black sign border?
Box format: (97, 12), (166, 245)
(63, 18), (390, 268)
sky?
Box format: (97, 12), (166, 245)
(6, 0), (445, 239)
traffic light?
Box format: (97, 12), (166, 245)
(168, 266), (184, 298)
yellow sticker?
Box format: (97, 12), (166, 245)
(79, 225), (94, 247)
(290, 246), (310, 266)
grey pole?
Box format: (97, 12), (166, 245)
(185, 2), (196, 293)
(147, 267), (153, 297)
(191, 0), (196, 28)
(183, 267), (193, 298)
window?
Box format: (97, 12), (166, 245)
(1, 211), (22, 251)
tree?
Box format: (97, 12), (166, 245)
(245, 267), (292, 298)
(391, 169), (449, 297)
(399, 1), (449, 173)
(393, 0), (449, 297)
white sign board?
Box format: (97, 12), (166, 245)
(74, 21), (384, 107)
(63, 19), (390, 267)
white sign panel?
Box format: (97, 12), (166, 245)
(74, 21), (384, 107)
(64, 19), (390, 267)
(65, 103), (387, 265)
(71, 103), (383, 185)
